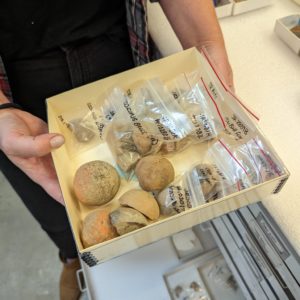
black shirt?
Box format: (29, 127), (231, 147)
(0, 0), (127, 61)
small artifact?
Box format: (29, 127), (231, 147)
(106, 124), (142, 172)
(132, 131), (152, 155)
(192, 164), (220, 199)
(190, 281), (201, 292)
(73, 160), (120, 206)
(135, 155), (175, 192)
(110, 207), (148, 235)
(157, 184), (192, 216)
(116, 150), (141, 173)
(291, 25), (300, 38)
(70, 118), (95, 143)
(159, 136), (190, 154)
(119, 189), (160, 220)
(174, 285), (183, 298)
(81, 208), (118, 248)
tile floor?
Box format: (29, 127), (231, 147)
(0, 171), (87, 300)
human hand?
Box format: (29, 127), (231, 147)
(159, 0), (234, 91)
(198, 42), (234, 92)
(0, 108), (65, 205)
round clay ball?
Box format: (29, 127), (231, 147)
(81, 208), (118, 248)
(73, 160), (120, 206)
(135, 155), (175, 192)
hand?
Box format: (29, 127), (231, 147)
(198, 42), (234, 92)
(159, 0), (234, 91)
(0, 108), (65, 205)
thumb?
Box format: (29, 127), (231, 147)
(6, 133), (65, 158)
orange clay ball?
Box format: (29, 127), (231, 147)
(81, 208), (118, 248)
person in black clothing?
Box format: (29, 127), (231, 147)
(0, 1), (233, 299)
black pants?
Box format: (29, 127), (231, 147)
(0, 34), (134, 259)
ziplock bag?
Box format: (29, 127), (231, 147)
(133, 78), (194, 154)
(157, 162), (231, 216)
(57, 97), (113, 156)
(207, 139), (253, 194)
(190, 70), (258, 144)
(233, 136), (284, 184)
(104, 80), (193, 173)
(166, 72), (224, 143)
(157, 175), (194, 216)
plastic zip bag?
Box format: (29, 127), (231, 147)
(186, 163), (230, 204)
(157, 135), (276, 216)
(207, 139), (252, 194)
(233, 137), (284, 184)
(195, 70), (258, 144)
(104, 88), (146, 173)
(167, 72), (225, 143)
(133, 78), (194, 154)
(56, 97), (113, 157)
(156, 175), (194, 216)
(200, 46), (260, 122)
(206, 257), (239, 291)
(157, 162), (231, 216)
(104, 80), (194, 173)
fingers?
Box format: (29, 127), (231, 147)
(198, 44), (235, 91)
(2, 133), (65, 158)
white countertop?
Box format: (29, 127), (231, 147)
(149, 0), (300, 254)
(219, 0), (300, 255)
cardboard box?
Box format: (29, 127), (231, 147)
(228, 211), (290, 299)
(207, 221), (253, 299)
(249, 203), (300, 284)
(163, 248), (245, 300)
(212, 218), (270, 299)
(47, 48), (289, 266)
(232, 0), (272, 15)
(221, 212), (278, 299)
(239, 207), (300, 298)
(215, 0), (234, 19)
(275, 15), (300, 56)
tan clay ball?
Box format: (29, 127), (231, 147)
(73, 160), (120, 206)
(81, 208), (118, 248)
(135, 155), (175, 191)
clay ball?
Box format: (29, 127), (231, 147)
(81, 208), (118, 248)
(73, 160), (120, 206)
(135, 155), (175, 192)
(119, 189), (160, 220)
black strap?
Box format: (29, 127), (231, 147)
(0, 102), (23, 111)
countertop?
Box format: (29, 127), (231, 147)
(148, 0), (300, 254)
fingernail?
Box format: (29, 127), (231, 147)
(50, 135), (65, 148)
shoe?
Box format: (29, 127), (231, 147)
(60, 257), (82, 300)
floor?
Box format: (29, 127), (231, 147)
(0, 171), (87, 300)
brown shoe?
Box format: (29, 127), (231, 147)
(60, 258), (82, 300)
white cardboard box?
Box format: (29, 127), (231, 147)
(47, 48), (289, 267)
(275, 14), (300, 56)
(215, 0), (234, 19)
(232, 0), (272, 15)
